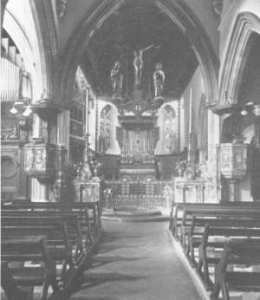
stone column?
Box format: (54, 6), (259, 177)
(57, 110), (70, 156)
(253, 105), (260, 148)
(251, 105), (260, 201)
(31, 115), (48, 202)
(53, 144), (67, 202)
(206, 109), (220, 203)
(228, 179), (239, 202)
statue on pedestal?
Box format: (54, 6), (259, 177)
(153, 63), (165, 98)
(111, 61), (123, 97)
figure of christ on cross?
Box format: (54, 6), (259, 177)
(133, 44), (159, 88)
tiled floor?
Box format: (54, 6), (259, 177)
(70, 220), (202, 300)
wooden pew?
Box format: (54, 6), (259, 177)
(2, 217), (73, 288)
(210, 239), (260, 300)
(170, 202), (260, 239)
(2, 201), (101, 242)
(2, 214), (84, 267)
(1, 235), (59, 300)
(169, 201), (260, 296)
(2, 205), (99, 252)
(181, 206), (260, 255)
(197, 218), (260, 287)
(2, 201), (103, 296)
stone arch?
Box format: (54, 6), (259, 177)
(2, 0), (55, 100)
(219, 12), (260, 106)
(57, 0), (218, 107)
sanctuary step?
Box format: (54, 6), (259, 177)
(102, 207), (170, 222)
(104, 180), (174, 210)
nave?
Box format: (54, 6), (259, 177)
(70, 220), (202, 300)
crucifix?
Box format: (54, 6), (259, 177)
(133, 44), (159, 88)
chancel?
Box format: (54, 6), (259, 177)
(1, 1), (260, 300)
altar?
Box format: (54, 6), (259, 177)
(117, 114), (159, 181)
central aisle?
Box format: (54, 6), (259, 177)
(71, 221), (203, 300)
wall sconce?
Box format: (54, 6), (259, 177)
(10, 100), (32, 116)
(240, 110), (248, 116)
(9, 99), (32, 131)
(239, 102), (260, 117)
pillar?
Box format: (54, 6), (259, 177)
(228, 179), (239, 202)
(30, 114), (48, 201)
(207, 109), (220, 203)
(53, 144), (67, 202)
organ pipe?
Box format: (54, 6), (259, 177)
(0, 57), (20, 102)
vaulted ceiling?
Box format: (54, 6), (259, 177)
(79, 0), (198, 98)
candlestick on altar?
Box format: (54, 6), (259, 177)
(86, 87), (89, 136)
(188, 89), (192, 164)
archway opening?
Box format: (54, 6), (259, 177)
(237, 32), (260, 202)
(60, 0), (218, 207)
(221, 32), (260, 202)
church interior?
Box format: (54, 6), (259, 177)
(1, 0), (260, 299)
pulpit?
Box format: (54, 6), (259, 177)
(219, 143), (248, 202)
(24, 140), (56, 183)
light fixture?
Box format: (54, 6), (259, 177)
(22, 105), (32, 117)
(10, 105), (18, 114)
(14, 99), (25, 106)
(240, 110), (247, 116)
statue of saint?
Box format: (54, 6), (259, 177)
(153, 62), (165, 97)
(110, 61), (123, 97)
(133, 45), (156, 88)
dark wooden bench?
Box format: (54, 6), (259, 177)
(169, 202), (260, 296)
(196, 218), (260, 288)
(2, 201), (103, 297)
(181, 206), (260, 254)
(2, 205), (100, 252)
(210, 239), (260, 300)
(169, 202), (260, 238)
(2, 201), (102, 242)
(1, 235), (59, 300)
(2, 213), (85, 265)
(2, 216), (74, 288)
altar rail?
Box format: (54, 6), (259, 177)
(104, 180), (174, 209)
